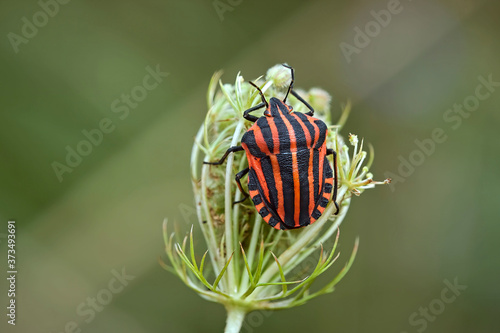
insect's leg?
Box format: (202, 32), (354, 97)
(291, 89), (315, 116)
(233, 167), (250, 205)
(281, 64), (315, 116)
(282, 64), (295, 103)
(203, 146), (244, 165)
(327, 148), (339, 215)
(244, 81), (269, 122)
(243, 102), (266, 122)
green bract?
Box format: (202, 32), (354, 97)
(161, 64), (390, 333)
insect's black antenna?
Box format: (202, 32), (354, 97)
(249, 81), (269, 108)
(282, 63), (294, 103)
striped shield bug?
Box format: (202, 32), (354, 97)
(204, 64), (339, 230)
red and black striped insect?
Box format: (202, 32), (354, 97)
(205, 65), (339, 230)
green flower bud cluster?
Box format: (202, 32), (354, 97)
(162, 65), (389, 333)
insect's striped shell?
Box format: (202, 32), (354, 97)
(241, 98), (334, 230)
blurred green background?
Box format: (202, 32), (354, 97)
(1, 0), (499, 332)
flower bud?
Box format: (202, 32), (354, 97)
(308, 87), (332, 115)
(266, 64), (292, 89)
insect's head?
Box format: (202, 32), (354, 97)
(265, 97), (292, 117)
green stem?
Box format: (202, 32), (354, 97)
(239, 214), (262, 293)
(224, 120), (245, 293)
(192, 124), (222, 281)
(224, 307), (247, 333)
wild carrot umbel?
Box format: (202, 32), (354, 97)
(161, 64), (390, 333)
